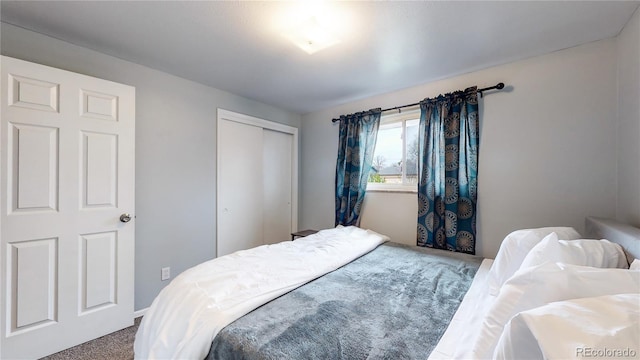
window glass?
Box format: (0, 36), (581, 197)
(368, 113), (420, 189)
(370, 122), (402, 184)
(405, 119), (419, 185)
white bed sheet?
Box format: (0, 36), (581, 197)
(134, 226), (388, 360)
(429, 258), (495, 360)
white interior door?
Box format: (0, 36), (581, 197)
(263, 129), (293, 245)
(217, 109), (298, 257)
(0, 56), (135, 359)
(217, 119), (264, 256)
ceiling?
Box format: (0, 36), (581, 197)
(1, 1), (638, 114)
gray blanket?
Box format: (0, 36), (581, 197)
(206, 242), (482, 360)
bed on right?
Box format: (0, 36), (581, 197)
(137, 216), (639, 359)
(430, 216), (640, 359)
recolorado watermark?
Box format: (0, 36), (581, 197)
(576, 347), (637, 358)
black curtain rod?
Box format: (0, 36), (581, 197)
(331, 82), (505, 123)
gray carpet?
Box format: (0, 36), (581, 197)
(40, 317), (141, 360)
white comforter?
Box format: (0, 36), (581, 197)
(134, 226), (389, 359)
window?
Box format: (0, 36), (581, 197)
(368, 110), (420, 192)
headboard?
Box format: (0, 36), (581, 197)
(585, 216), (640, 264)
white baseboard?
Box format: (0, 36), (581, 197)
(134, 307), (149, 319)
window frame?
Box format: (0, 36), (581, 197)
(367, 109), (420, 193)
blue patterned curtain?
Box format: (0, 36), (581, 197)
(335, 110), (382, 226)
(417, 88), (479, 254)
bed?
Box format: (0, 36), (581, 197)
(134, 217), (640, 359)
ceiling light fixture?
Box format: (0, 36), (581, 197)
(283, 16), (340, 54)
(275, 0), (346, 55)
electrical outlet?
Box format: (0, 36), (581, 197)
(161, 267), (170, 281)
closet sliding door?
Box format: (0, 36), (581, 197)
(217, 119), (264, 256)
(216, 109), (298, 257)
(263, 129), (293, 245)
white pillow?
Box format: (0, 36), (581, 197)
(519, 232), (628, 270)
(468, 263), (640, 359)
(494, 294), (640, 360)
(631, 259), (640, 270)
(487, 227), (581, 296)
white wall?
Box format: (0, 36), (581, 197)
(359, 192), (417, 247)
(301, 39), (619, 258)
(616, 8), (640, 227)
(0, 23), (302, 310)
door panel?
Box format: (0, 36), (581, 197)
(80, 231), (117, 312)
(82, 131), (118, 208)
(10, 124), (59, 212)
(9, 238), (57, 331)
(8, 74), (59, 113)
(80, 89), (118, 121)
(1, 56), (135, 359)
(217, 119), (264, 256)
(263, 129), (293, 245)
